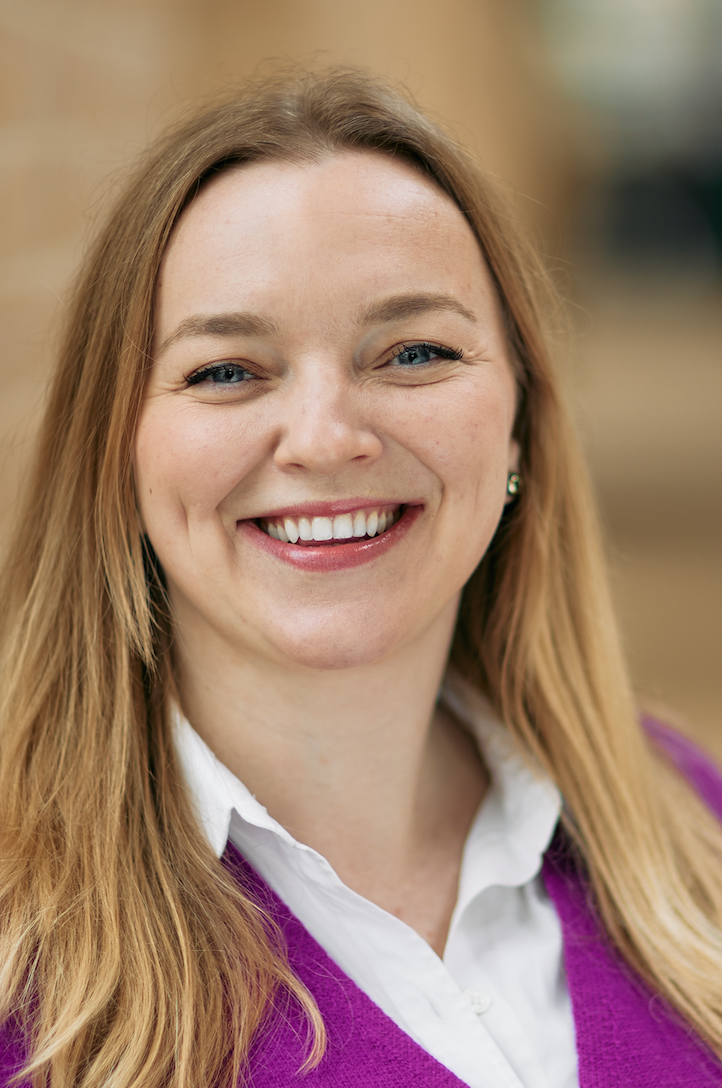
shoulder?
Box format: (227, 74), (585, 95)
(642, 715), (722, 824)
(0, 1018), (29, 1088)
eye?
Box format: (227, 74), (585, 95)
(385, 342), (463, 368)
(186, 362), (256, 386)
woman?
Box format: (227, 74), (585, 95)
(1, 68), (721, 1088)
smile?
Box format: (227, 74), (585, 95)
(258, 505), (402, 546)
(241, 503), (421, 572)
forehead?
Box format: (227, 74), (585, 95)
(156, 151), (497, 329)
(175, 150), (475, 242)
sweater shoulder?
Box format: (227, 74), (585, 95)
(643, 716), (722, 823)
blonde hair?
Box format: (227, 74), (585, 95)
(1, 67), (722, 1087)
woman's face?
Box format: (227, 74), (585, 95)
(135, 152), (519, 671)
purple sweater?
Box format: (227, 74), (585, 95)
(2, 720), (722, 1086)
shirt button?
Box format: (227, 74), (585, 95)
(464, 989), (492, 1015)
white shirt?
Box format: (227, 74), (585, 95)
(173, 672), (579, 1088)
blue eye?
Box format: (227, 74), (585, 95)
(187, 363), (254, 386)
(389, 343), (462, 367)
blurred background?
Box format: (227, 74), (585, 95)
(1, 0), (720, 752)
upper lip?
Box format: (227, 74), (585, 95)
(245, 498), (421, 520)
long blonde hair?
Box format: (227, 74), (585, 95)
(2, 67), (722, 1088)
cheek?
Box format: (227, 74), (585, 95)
(133, 403), (263, 535)
(391, 377), (516, 496)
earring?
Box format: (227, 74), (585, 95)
(506, 473), (521, 497)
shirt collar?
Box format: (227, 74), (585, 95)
(440, 672), (561, 923)
(172, 671), (561, 896)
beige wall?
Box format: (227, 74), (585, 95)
(1, 0), (719, 752)
(0, 0), (195, 524)
(568, 276), (722, 754)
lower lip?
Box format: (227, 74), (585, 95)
(238, 506), (422, 571)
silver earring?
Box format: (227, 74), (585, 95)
(506, 473), (521, 497)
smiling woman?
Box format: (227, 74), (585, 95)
(1, 68), (722, 1088)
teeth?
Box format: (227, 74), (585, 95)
(284, 517), (299, 544)
(311, 516), (333, 542)
(333, 514), (354, 539)
(261, 505), (401, 545)
(353, 511), (366, 537)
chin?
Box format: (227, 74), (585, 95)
(261, 606), (410, 672)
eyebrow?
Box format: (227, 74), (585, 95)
(156, 312), (280, 356)
(358, 293), (477, 326)
(156, 292), (476, 357)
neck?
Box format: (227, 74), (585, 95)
(173, 596), (488, 952)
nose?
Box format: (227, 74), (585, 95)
(273, 364), (383, 476)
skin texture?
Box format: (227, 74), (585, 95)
(135, 152), (519, 954)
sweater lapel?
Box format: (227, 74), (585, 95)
(224, 841), (471, 1087)
(543, 832), (722, 1087)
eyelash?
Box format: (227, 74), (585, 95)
(185, 362), (256, 386)
(383, 342), (463, 368)
(184, 341), (463, 387)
